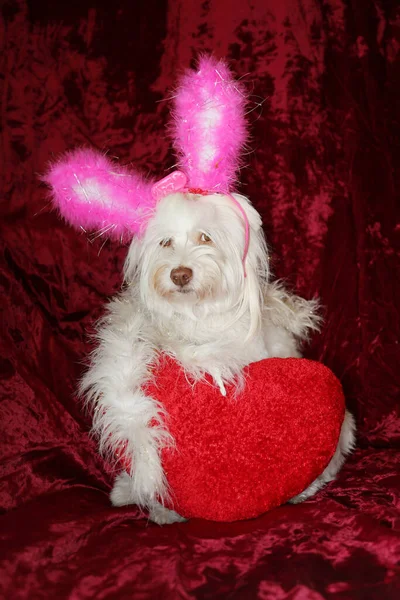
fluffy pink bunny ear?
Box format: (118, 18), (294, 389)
(43, 148), (157, 241)
(172, 55), (248, 193)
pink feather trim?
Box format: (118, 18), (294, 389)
(171, 55), (248, 192)
(43, 148), (156, 241)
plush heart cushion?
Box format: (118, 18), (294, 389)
(141, 357), (345, 522)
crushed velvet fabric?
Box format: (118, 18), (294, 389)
(1, 0), (399, 598)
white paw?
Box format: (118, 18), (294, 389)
(148, 501), (187, 525)
(110, 471), (134, 506)
(288, 475), (326, 504)
(288, 490), (311, 504)
(110, 473), (186, 524)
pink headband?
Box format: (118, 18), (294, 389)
(44, 55), (252, 273)
(151, 171), (250, 276)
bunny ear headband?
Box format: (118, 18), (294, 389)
(44, 56), (249, 267)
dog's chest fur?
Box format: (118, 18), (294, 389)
(144, 304), (270, 386)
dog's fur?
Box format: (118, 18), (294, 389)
(81, 191), (355, 524)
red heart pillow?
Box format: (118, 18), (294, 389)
(142, 357), (345, 522)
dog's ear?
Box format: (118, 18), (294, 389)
(123, 237), (142, 283)
(172, 55), (247, 193)
(43, 148), (156, 241)
(230, 193), (262, 233)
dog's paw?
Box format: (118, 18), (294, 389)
(110, 471), (134, 506)
(287, 492), (308, 504)
(287, 475), (325, 504)
(149, 501), (187, 525)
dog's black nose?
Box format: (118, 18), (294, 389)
(170, 266), (193, 287)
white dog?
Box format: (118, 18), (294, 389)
(80, 190), (356, 524)
(45, 56), (355, 524)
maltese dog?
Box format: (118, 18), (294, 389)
(45, 56), (355, 524)
(80, 190), (355, 524)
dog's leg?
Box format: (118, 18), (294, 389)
(80, 298), (185, 523)
(95, 385), (173, 515)
(288, 410), (356, 504)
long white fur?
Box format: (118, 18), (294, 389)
(81, 191), (355, 524)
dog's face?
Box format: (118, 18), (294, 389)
(125, 192), (268, 322)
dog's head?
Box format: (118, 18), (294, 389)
(44, 57), (268, 336)
(124, 191), (269, 335)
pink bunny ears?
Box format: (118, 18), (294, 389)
(171, 55), (247, 193)
(44, 149), (156, 241)
(44, 55), (248, 242)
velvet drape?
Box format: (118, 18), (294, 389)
(1, 1), (399, 597)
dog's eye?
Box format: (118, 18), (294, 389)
(160, 238), (172, 248)
(199, 233), (212, 244)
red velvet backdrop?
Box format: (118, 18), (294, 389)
(1, 0), (399, 598)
